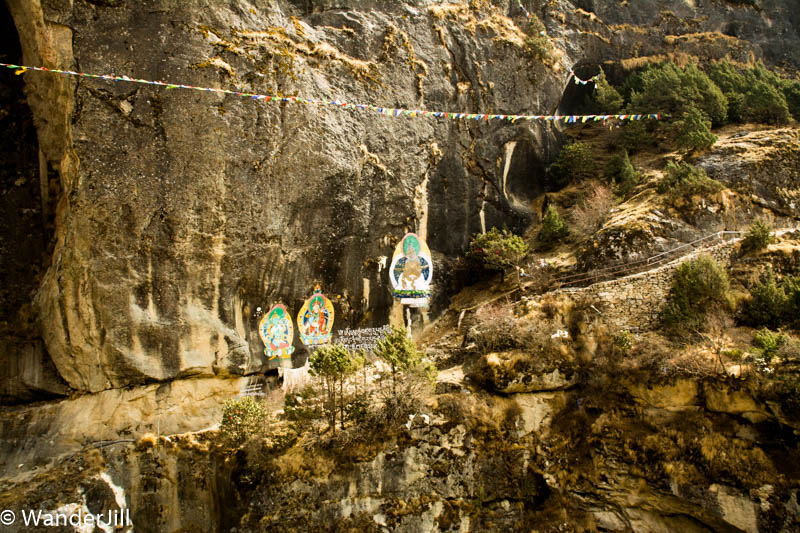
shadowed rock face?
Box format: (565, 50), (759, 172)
(2, 3), (800, 530)
(3, 0), (799, 397)
(8, 0), (561, 394)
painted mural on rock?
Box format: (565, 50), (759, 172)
(297, 285), (334, 347)
(390, 233), (433, 305)
(259, 304), (295, 368)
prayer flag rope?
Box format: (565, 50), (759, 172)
(570, 70), (601, 85)
(516, 0), (532, 19)
(1, 62), (666, 124)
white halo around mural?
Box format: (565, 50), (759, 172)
(389, 233), (433, 306)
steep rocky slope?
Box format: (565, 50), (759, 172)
(4, 0), (799, 402)
(2, 0), (800, 531)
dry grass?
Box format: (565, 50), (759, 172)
(435, 392), (517, 433)
(195, 24), (384, 85)
(428, 2), (527, 48)
(277, 442), (336, 480)
(136, 433), (158, 450)
(570, 182), (615, 237)
(620, 52), (698, 71)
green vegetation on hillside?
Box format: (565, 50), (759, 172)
(740, 220), (776, 254)
(547, 141), (597, 188)
(657, 160), (722, 196)
(603, 150), (639, 195)
(618, 60), (799, 127)
(739, 267), (800, 329)
(310, 344), (364, 432)
(626, 62), (728, 126)
(663, 255), (734, 336)
(219, 396), (267, 447)
(467, 227), (530, 283)
(537, 205), (569, 250)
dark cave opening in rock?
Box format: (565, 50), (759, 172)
(0, 4), (44, 332)
(571, 0), (596, 13)
(503, 139), (552, 205)
(0, 4), (66, 404)
(556, 65), (599, 117)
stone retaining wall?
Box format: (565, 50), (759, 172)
(552, 239), (739, 331)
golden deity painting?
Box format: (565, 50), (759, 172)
(297, 285), (335, 346)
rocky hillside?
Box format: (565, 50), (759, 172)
(1, 0), (800, 531)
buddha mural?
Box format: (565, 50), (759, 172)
(389, 233), (433, 301)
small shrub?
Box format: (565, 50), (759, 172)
(472, 301), (519, 352)
(739, 267), (788, 329)
(219, 397), (267, 447)
(284, 392), (322, 424)
(375, 326), (423, 399)
(782, 80), (800, 121)
(467, 227), (530, 283)
(537, 205), (569, 250)
(547, 141), (597, 188)
(741, 80), (791, 125)
(620, 120), (655, 153)
(136, 433), (158, 451)
(753, 328), (786, 372)
(784, 276), (800, 325)
(662, 254), (733, 336)
(604, 150), (639, 195)
(674, 106), (717, 152)
(722, 348), (744, 361)
(740, 220), (775, 254)
(587, 67), (623, 113)
(524, 14), (551, 61)
(571, 183), (614, 237)
(613, 330), (634, 355)
(344, 392), (370, 424)
(310, 344), (363, 432)
(657, 161), (723, 196)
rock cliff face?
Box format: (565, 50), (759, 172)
(2, 373), (798, 533)
(2, 1), (800, 530)
(6, 0), (566, 397)
(4, 0), (799, 401)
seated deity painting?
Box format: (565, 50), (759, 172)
(259, 304), (295, 367)
(297, 285), (335, 346)
(389, 233), (433, 300)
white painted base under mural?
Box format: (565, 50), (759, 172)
(400, 298), (429, 308)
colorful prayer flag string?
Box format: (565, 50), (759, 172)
(569, 70), (601, 86)
(1, 62), (666, 125)
(516, 0), (532, 19)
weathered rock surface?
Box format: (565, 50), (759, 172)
(0, 375), (245, 478)
(1, 1), (800, 531)
(3, 0), (800, 400)
(2, 376), (797, 533)
(469, 349), (578, 393)
(9, 0), (569, 396)
(696, 128), (800, 218)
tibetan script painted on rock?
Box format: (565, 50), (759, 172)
(259, 304), (295, 366)
(389, 233), (433, 301)
(297, 285), (335, 346)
